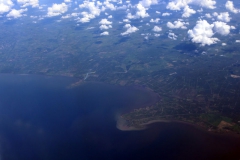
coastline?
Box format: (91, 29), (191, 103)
(116, 116), (240, 138)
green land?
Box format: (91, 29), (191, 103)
(1, 6), (240, 135)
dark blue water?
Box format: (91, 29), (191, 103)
(0, 74), (239, 160)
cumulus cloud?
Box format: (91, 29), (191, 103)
(78, 1), (101, 22)
(152, 26), (162, 32)
(182, 5), (196, 18)
(215, 12), (231, 22)
(123, 19), (130, 23)
(121, 24), (139, 35)
(167, 20), (188, 29)
(150, 18), (160, 23)
(162, 12), (171, 16)
(17, 0), (39, 8)
(213, 21), (231, 36)
(6, 8), (27, 18)
(126, 0), (158, 19)
(154, 33), (160, 37)
(100, 31), (109, 35)
(188, 20), (233, 46)
(168, 32), (177, 40)
(0, 0), (14, 14)
(103, 1), (116, 10)
(205, 13), (212, 18)
(99, 18), (112, 25)
(99, 24), (112, 30)
(188, 20), (219, 46)
(225, 1), (239, 14)
(141, 0), (158, 7)
(47, 3), (68, 17)
(166, 0), (216, 11)
(127, 3), (149, 19)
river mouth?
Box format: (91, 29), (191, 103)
(0, 74), (239, 160)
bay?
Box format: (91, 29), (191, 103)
(0, 74), (239, 160)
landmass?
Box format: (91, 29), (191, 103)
(0, 7), (240, 135)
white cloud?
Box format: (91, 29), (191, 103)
(47, 3), (68, 17)
(213, 21), (231, 36)
(99, 18), (112, 25)
(182, 5), (196, 18)
(100, 31), (109, 35)
(127, 3), (149, 19)
(0, 0), (14, 14)
(99, 24), (112, 30)
(205, 13), (212, 18)
(64, 0), (72, 2)
(225, 1), (239, 14)
(156, 11), (160, 14)
(166, 0), (216, 11)
(6, 8), (27, 18)
(17, 0), (39, 8)
(167, 20), (188, 29)
(121, 24), (139, 35)
(126, 0), (158, 19)
(192, 0), (216, 9)
(168, 32), (178, 40)
(152, 26), (162, 32)
(154, 33), (160, 37)
(166, 0), (189, 10)
(162, 12), (171, 16)
(150, 18), (160, 23)
(108, 15), (112, 18)
(236, 40), (240, 43)
(78, 1), (101, 22)
(123, 19), (130, 23)
(222, 43), (227, 46)
(217, 12), (231, 22)
(139, 0), (158, 8)
(188, 20), (219, 46)
(103, 1), (116, 10)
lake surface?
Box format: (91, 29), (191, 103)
(0, 74), (239, 160)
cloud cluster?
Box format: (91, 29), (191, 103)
(17, 0), (39, 8)
(168, 32), (177, 40)
(121, 24), (139, 35)
(188, 20), (232, 46)
(152, 26), (162, 32)
(99, 18), (112, 25)
(167, 20), (189, 29)
(166, 0), (216, 11)
(213, 21), (230, 36)
(127, 4), (149, 19)
(162, 12), (171, 16)
(47, 3), (68, 17)
(182, 5), (196, 18)
(7, 8), (27, 18)
(78, 1), (101, 22)
(225, 1), (239, 14)
(150, 18), (160, 23)
(0, 0), (14, 14)
(188, 20), (218, 46)
(127, 0), (158, 19)
(214, 12), (231, 22)
(100, 31), (109, 35)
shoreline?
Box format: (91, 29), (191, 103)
(116, 116), (240, 138)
